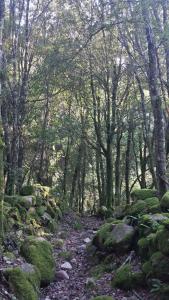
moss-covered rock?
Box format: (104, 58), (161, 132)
(36, 206), (47, 217)
(47, 218), (58, 233)
(138, 214), (165, 237)
(127, 197), (160, 217)
(161, 191), (169, 211)
(46, 204), (56, 218)
(143, 252), (169, 281)
(18, 196), (36, 209)
(126, 200), (147, 216)
(112, 264), (144, 290)
(34, 184), (50, 200)
(4, 195), (19, 207)
(156, 229), (169, 255)
(93, 223), (135, 253)
(138, 233), (157, 260)
(4, 263), (40, 300)
(20, 186), (35, 196)
(54, 206), (62, 220)
(142, 260), (152, 277)
(131, 188), (157, 201)
(146, 197), (160, 213)
(151, 251), (169, 281)
(20, 237), (55, 285)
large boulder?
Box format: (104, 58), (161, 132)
(4, 263), (40, 300)
(20, 237), (55, 285)
(93, 223), (135, 253)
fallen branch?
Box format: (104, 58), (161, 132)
(120, 250), (135, 267)
(133, 290), (144, 300)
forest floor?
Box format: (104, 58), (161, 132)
(40, 212), (151, 300)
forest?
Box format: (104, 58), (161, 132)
(1, 0), (169, 300)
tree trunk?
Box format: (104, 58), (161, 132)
(142, 1), (168, 196)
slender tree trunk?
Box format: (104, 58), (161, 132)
(115, 129), (122, 206)
(142, 1), (168, 196)
(0, 0), (5, 238)
(125, 119), (132, 204)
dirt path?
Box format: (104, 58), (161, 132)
(40, 213), (150, 300)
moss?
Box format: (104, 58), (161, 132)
(112, 264), (145, 290)
(150, 251), (169, 281)
(59, 250), (72, 261)
(142, 261), (152, 276)
(138, 237), (149, 259)
(91, 297), (114, 300)
(35, 196), (43, 206)
(20, 237), (55, 285)
(9, 207), (21, 223)
(156, 229), (169, 255)
(4, 251), (16, 260)
(18, 196), (36, 209)
(90, 263), (111, 279)
(146, 197), (160, 213)
(4, 195), (19, 207)
(138, 214), (163, 237)
(20, 186), (34, 196)
(53, 238), (64, 248)
(161, 191), (169, 211)
(16, 204), (27, 221)
(54, 206), (62, 219)
(127, 200), (147, 216)
(33, 184), (50, 200)
(47, 218), (58, 233)
(4, 264), (40, 300)
(97, 206), (113, 219)
(46, 204), (56, 218)
(36, 206), (46, 217)
(131, 188), (157, 200)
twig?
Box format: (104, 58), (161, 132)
(120, 250), (135, 267)
(133, 290), (144, 300)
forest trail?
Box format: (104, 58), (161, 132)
(40, 213), (150, 300)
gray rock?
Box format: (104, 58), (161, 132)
(55, 270), (69, 280)
(84, 238), (91, 244)
(61, 262), (72, 270)
(93, 223), (135, 253)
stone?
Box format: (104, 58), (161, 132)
(55, 270), (69, 280)
(78, 244), (86, 250)
(61, 262), (72, 270)
(84, 238), (91, 244)
(93, 223), (135, 253)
